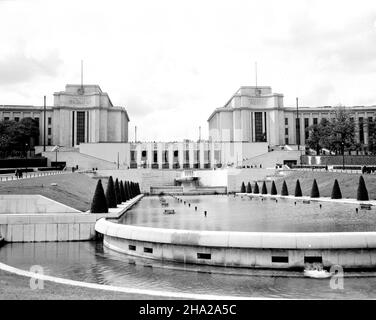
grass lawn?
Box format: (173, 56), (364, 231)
(271, 171), (376, 199)
(0, 173), (107, 212)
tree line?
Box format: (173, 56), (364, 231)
(0, 118), (40, 158)
(305, 108), (376, 155)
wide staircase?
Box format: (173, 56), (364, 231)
(242, 149), (301, 169)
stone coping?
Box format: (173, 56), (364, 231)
(95, 218), (376, 250)
(0, 194), (144, 225)
(236, 193), (376, 206)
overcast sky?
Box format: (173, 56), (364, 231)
(0, 0), (376, 141)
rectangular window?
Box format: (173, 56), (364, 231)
(34, 117), (39, 125)
(304, 118), (309, 140)
(304, 256), (322, 264)
(144, 247), (153, 254)
(285, 128), (288, 135)
(4, 117), (9, 121)
(128, 245), (136, 251)
(47, 138), (51, 146)
(255, 112), (264, 142)
(141, 150), (147, 158)
(153, 150), (157, 163)
(285, 137), (289, 145)
(130, 151), (136, 161)
(185, 150), (189, 162)
(272, 256), (289, 263)
(313, 118), (318, 125)
(164, 150), (168, 163)
(285, 118), (288, 125)
(48, 117), (52, 125)
(14, 117), (19, 122)
(76, 111), (85, 144)
(197, 253), (211, 260)
(48, 128), (51, 135)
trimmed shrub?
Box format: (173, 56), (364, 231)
(253, 182), (259, 194)
(270, 181), (277, 195)
(115, 178), (122, 205)
(90, 179), (108, 213)
(246, 182), (252, 193)
(281, 180), (288, 196)
(310, 179), (320, 198)
(124, 180), (130, 200)
(294, 179), (302, 197)
(120, 180), (126, 202)
(240, 182), (246, 193)
(105, 176), (117, 208)
(261, 181), (267, 194)
(357, 175), (369, 201)
(331, 179), (342, 199)
(136, 183), (141, 195)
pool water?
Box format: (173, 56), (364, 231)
(2, 241), (376, 299)
(118, 195), (376, 232)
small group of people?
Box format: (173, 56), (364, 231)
(14, 169), (24, 178)
(362, 165), (376, 174)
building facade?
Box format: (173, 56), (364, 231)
(0, 84), (130, 147)
(208, 86), (376, 148)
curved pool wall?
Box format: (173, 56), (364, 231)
(95, 218), (376, 269)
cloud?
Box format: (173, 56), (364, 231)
(0, 51), (63, 85)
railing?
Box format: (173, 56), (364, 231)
(0, 170), (67, 182)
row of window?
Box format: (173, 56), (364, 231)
(128, 244), (323, 264)
(2, 116), (52, 124)
(131, 150), (211, 162)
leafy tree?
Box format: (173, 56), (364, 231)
(357, 176), (369, 201)
(281, 180), (289, 196)
(90, 179), (108, 213)
(329, 108), (355, 155)
(0, 118), (39, 157)
(270, 181), (277, 195)
(246, 182), (252, 193)
(294, 179), (302, 197)
(105, 176), (117, 208)
(331, 179), (342, 199)
(310, 179), (320, 198)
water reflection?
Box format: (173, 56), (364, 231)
(119, 195), (376, 232)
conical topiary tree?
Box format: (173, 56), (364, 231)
(253, 182), (259, 194)
(115, 178), (122, 205)
(331, 179), (342, 199)
(357, 175), (369, 201)
(120, 180), (126, 202)
(310, 179), (320, 198)
(246, 182), (252, 193)
(294, 179), (302, 197)
(90, 179), (108, 213)
(128, 181), (134, 198)
(240, 182), (246, 193)
(105, 176), (117, 208)
(136, 182), (141, 195)
(261, 181), (268, 194)
(281, 180), (289, 196)
(124, 180), (130, 200)
(271, 181), (277, 195)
